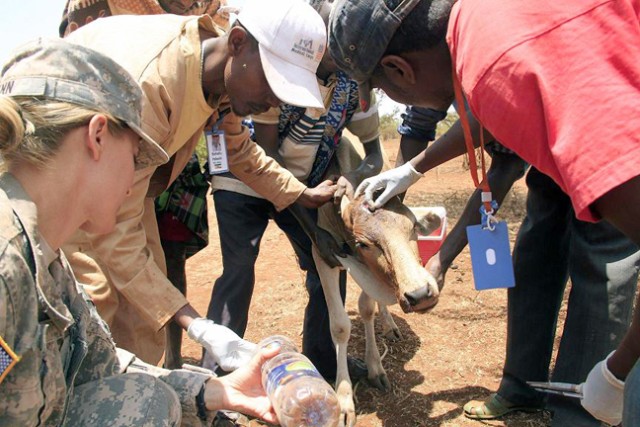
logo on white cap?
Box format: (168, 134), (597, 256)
(292, 38), (325, 64)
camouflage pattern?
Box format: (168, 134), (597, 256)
(64, 372), (182, 426)
(0, 37), (168, 170)
(0, 173), (214, 426)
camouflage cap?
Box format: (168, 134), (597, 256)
(328, 0), (420, 111)
(0, 38), (168, 170)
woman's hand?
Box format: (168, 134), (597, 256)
(204, 346), (280, 424)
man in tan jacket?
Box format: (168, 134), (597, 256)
(63, 0), (335, 365)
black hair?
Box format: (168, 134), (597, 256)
(384, 0), (454, 55)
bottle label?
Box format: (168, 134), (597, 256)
(265, 359), (323, 396)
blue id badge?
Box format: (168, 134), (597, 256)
(466, 221), (515, 290)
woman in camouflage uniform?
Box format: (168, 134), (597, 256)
(0, 38), (277, 426)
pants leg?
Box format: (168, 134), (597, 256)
(498, 168), (572, 405)
(624, 359), (640, 426)
(162, 240), (189, 370)
(207, 191), (270, 337)
(272, 207), (347, 380)
(64, 373), (182, 427)
(549, 217), (638, 426)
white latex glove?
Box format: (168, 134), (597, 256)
(580, 351), (625, 426)
(354, 162), (422, 210)
(187, 318), (257, 372)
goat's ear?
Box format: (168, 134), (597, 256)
(339, 192), (351, 215)
(339, 195), (354, 228)
(410, 207), (444, 236)
(334, 176), (355, 221)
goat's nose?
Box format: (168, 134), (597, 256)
(404, 286), (434, 306)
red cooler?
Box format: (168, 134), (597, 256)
(413, 206), (447, 266)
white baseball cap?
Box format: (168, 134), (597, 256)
(237, 0), (326, 109)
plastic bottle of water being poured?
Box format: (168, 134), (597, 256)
(258, 335), (340, 427)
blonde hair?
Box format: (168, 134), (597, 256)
(0, 96), (128, 171)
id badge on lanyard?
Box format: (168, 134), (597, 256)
(466, 212), (515, 290)
(453, 70), (515, 291)
(206, 127), (229, 174)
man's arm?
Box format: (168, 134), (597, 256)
(353, 137), (384, 181)
(357, 109), (493, 209)
(397, 106), (448, 167)
(399, 134), (428, 168)
(395, 106), (448, 202)
(253, 117), (282, 163)
(410, 112), (491, 174)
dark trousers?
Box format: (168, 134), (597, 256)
(207, 190), (346, 379)
(162, 240), (188, 370)
(498, 168), (639, 426)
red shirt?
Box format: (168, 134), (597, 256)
(448, 0), (640, 221)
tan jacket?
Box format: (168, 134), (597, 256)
(64, 14), (305, 363)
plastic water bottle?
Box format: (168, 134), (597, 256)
(258, 336), (340, 427)
(257, 335), (299, 354)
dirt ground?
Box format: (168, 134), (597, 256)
(181, 139), (562, 427)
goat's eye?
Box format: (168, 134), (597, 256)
(355, 241), (369, 249)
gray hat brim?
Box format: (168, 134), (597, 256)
(126, 123), (170, 170)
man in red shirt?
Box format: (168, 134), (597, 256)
(329, 0), (640, 425)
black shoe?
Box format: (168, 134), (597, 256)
(347, 356), (369, 383)
(213, 411), (251, 426)
(549, 396), (601, 427)
(319, 356), (369, 384)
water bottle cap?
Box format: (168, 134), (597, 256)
(257, 335), (299, 353)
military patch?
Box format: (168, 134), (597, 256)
(0, 335), (19, 384)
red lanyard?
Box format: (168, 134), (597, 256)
(452, 69), (494, 214)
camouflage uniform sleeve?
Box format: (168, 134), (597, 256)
(70, 280), (122, 385)
(0, 276), (12, 344)
(0, 230), (30, 351)
(116, 348), (215, 423)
